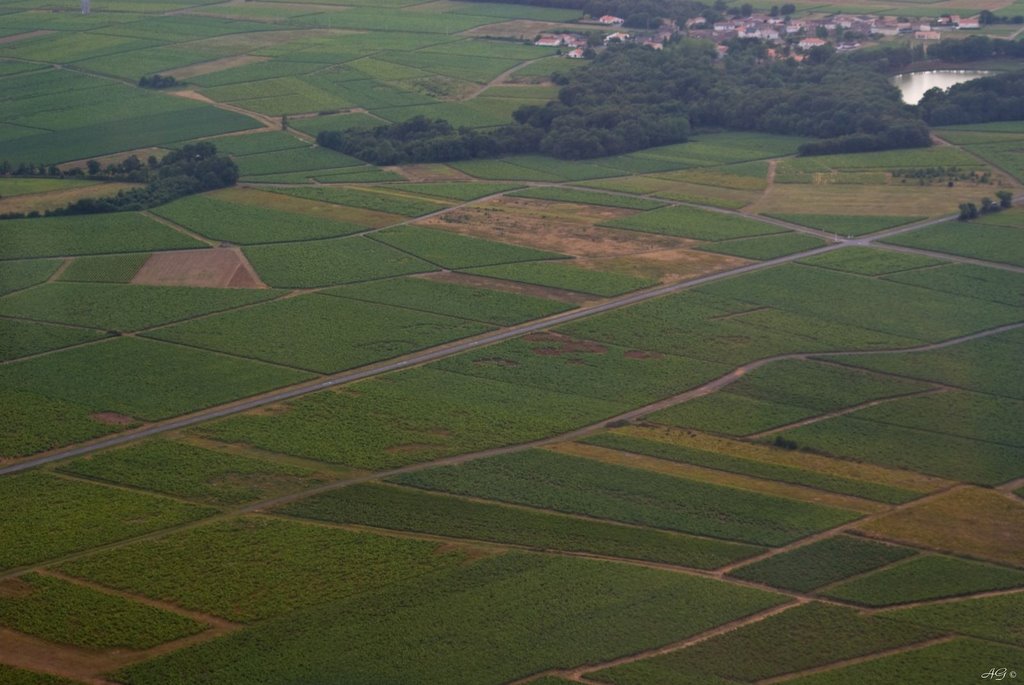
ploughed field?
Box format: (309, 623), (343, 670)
(2, 1), (1024, 683)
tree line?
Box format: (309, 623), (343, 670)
(0, 143), (237, 220)
(918, 70), (1024, 126)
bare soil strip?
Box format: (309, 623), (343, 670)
(131, 247), (267, 289)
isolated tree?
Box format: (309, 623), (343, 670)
(997, 190), (1013, 208)
(86, 159), (101, 175)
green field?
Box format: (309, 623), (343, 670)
(392, 449), (861, 546)
(770, 214), (924, 236)
(882, 219), (1024, 267)
(269, 186), (450, 217)
(0, 282), (278, 332)
(151, 194), (368, 244)
(0, 213), (205, 260)
(772, 413), (1024, 485)
(59, 517), (465, 622)
(279, 482), (763, 569)
(324, 276), (572, 325)
(729, 535), (918, 592)
(879, 592), (1024, 646)
(603, 205), (787, 241)
(823, 555), (1024, 606)
(799, 247), (943, 276)
(57, 253), (149, 283)
(0, 318), (106, 362)
(0, 471), (214, 571)
(466, 262), (657, 296)
(698, 233), (829, 260)
(0, 572), (207, 649)
(243, 236), (435, 288)
(148, 292), (491, 373)
(836, 328), (1024, 400)
(582, 432), (919, 504)
(371, 225), (563, 269)
(783, 638), (1024, 685)
(59, 439), (330, 505)
(112, 552), (783, 685)
(0, 336), (313, 422)
(882, 263), (1024, 307)
(434, 335), (728, 408)
(193, 367), (622, 470)
(592, 602), (942, 685)
(0, 259), (61, 296)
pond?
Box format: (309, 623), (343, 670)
(892, 69), (993, 105)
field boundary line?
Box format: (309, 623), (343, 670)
(562, 600), (807, 682)
(758, 635), (957, 684)
(743, 386), (947, 440)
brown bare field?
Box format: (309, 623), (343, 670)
(749, 181), (1003, 217)
(418, 196), (745, 281)
(0, 30), (53, 45)
(857, 486), (1024, 567)
(213, 187), (404, 227)
(164, 55), (268, 80)
(390, 164), (472, 182)
(0, 183), (142, 215)
(552, 441), (885, 514)
(132, 248), (266, 289)
(416, 271), (592, 304)
(618, 426), (950, 494)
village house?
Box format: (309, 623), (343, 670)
(598, 15), (624, 25)
(798, 37), (827, 49)
(604, 31), (630, 43)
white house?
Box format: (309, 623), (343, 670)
(798, 37), (827, 49)
(598, 15), (625, 25)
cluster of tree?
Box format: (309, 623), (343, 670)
(979, 9), (1024, 25)
(0, 144), (237, 220)
(926, 35), (1024, 62)
(959, 190), (1013, 219)
(918, 70), (1024, 126)
(320, 40), (934, 165)
(138, 74), (178, 89)
(892, 166), (991, 185)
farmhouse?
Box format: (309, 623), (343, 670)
(604, 31), (630, 43)
(598, 15), (625, 25)
(798, 37), (827, 49)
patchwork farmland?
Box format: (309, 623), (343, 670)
(2, 0), (1024, 682)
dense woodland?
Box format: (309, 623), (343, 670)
(919, 70), (1024, 126)
(320, 41), (933, 163)
(0, 143), (237, 219)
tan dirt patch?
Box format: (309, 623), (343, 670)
(0, 578), (33, 599)
(132, 248), (266, 289)
(418, 197), (690, 258)
(0, 30), (53, 45)
(390, 164), (472, 182)
(857, 486), (1024, 567)
(0, 183), (142, 216)
(164, 55), (268, 80)
(415, 271), (592, 304)
(576, 248), (748, 284)
(523, 331), (606, 355)
(624, 350), (664, 360)
(90, 412), (138, 426)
